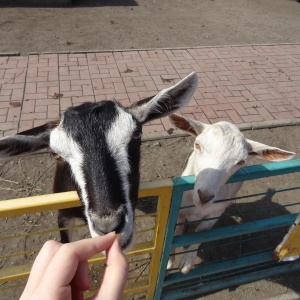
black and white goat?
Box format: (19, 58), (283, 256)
(0, 72), (198, 251)
(167, 114), (295, 274)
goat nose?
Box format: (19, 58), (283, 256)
(92, 214), (125, 235)
(197, 189), (214, 205)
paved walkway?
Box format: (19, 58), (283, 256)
(0, 44), (300, 137)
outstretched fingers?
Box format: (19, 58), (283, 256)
(41, 232), (117, 290)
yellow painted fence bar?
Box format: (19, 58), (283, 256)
(274, 213), (300, 261)
(0, 191), (81, 218)
(139, 180), (174, 300)
(0, 179), (174, 299)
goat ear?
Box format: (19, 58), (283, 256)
(169, 114), (207, 136)
(129, 72), (198, 124)
(0, 121), (58, 159)
(18, 121), (59, 136)
(0, 133), (50, 158)
(246, 139), (295, 161)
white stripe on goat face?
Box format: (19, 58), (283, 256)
(105, 106), (137, 248)
(49, 125), (91, 228)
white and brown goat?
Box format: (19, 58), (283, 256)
(167, 114), (295, 274)
(0, 72), (198, 251)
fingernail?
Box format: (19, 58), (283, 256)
(107, 231), (116, 237)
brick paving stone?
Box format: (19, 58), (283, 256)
(226, 109), (244, 124)
(72, 95), (95, 105)
(0, 115), (6, 123)
(1, 45), (300, 136)
(271, 111), (295, 119)
(6, 107), (21, 122)
(60, 97), (73, 112)
(160, 117), (173, 132)
(47, 104), (60, 119)
(201, 105), (218, 119)
(256, 107), (274, 121)
(241, 114), (264, 123)
(23, 54), (60, 128)
(291, 110), (300, 118)
(21, 112), (47, 121)
(18, 120), (33, 132)
(193, 112), (210, 124)
(142, 124), (164, 134)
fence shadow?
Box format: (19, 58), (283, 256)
(192, 188), (300, 296)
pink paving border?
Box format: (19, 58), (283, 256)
(0, 44), (300, 137)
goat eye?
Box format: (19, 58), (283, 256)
(237, 160), (245, 165)
(132, 132), (142, 140)
(194, 142), (201, 150)
(51, 152), (61, 160)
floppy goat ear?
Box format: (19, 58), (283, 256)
(129, 72), (198, 124)
(169, 114), (208, 136)
(0, 122), (58, 159)
(246, 139), (296, 161)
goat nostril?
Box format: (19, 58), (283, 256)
(197, 190), (214, 204)
(92, 214), (125, 235)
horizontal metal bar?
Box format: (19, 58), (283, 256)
(165, 250), (273, 285)
(0, 248), (40, 259)
(169, 260), (274, 291)
(127, 274), (148, 281)
(214, 186), (300, 203)
(172, 159), (300, 191)
(161, 261), (300, 300)
(0, 224), (85, 241)
(123, 279), (149, 296)
(0, 179), (173, 218)
(0, 282), (25, 292)
(135, 213), (157, 218)
(227, 158), (300, 183)
(136, 227), (155, 235)
(0, 191), (81, 217)
(180, 186), (300, 210)
(85, 279), (149, 298)
(172, 213), (298, 248)
(178, 201), (300, 226)
(0, 241), (154, 282)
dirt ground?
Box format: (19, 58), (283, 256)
(0, 0), (300, 55)
(1, 0), (300, 299)
(1, 125), (300, 299)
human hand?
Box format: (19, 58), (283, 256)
(20, 232), (128, 300)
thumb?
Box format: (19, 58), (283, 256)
(91, 235), (128, 300)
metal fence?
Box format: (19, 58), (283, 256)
(1, 159), (300, 299)
(0, 180), (173, 299)
(154, 158), (300, 299)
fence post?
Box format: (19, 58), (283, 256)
(146, 183), (174, 299)
(154, 176), (195, 300)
